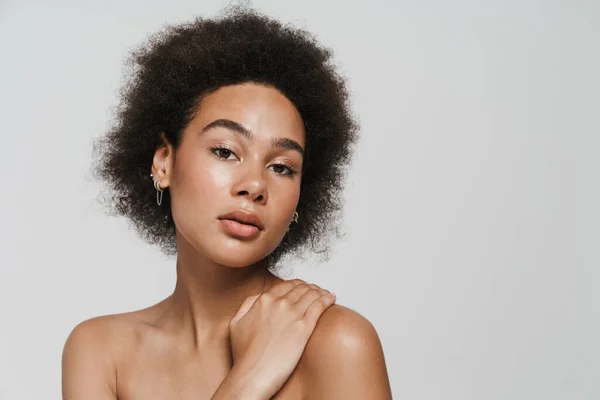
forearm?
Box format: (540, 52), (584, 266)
(211, 366), (268, 400)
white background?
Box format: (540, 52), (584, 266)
(1, 0), (598, 399)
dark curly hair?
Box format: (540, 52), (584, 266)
(92, 6), (358, 269)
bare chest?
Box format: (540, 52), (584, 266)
(115, 343), (304, 400)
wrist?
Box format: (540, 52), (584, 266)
(212, 364), (268, 400)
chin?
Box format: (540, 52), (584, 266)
(208, 246), (270, 268)
(184, 235), (270, 268)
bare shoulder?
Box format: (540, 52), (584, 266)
(298, 304), (393, 399)
(300, 304), (384, 367)
(62, 315), (122, 399)
(63, 304), (164, 364)
(309, 304), (380, 348)
(61, 305), (162, 399)
(63, 312), (137, 358)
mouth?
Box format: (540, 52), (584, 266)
(219, 219), (261, 239)
(217, 209), (264, 239)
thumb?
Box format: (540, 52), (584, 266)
(230, 294), (261, 326)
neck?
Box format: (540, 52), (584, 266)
(164, 236), (276, 347)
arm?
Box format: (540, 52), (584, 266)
(219, 280), (338, 400)
(211, 364), (266, 400)
(298, 305), (393, 399)
(62, 318), (118, 400)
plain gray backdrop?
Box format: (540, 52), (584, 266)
(0, 0), (598, 399)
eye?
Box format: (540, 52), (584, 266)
(269, 163), (297, 176)
(210, 146), (237, 160)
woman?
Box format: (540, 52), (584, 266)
(62, 7), (392, 399)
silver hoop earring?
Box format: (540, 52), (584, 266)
(150, 173), (164, 206)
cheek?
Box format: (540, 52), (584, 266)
(283, 185), (301, 210)
(269, 180), (301, 224)
(203, 162), (234, 190)
(170, 157), (230, 221)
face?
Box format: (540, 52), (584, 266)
(153, 83), (305, 267)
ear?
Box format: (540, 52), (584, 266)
(151, 133), (174, 189)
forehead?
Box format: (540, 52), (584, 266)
(187, 82), (305, 146)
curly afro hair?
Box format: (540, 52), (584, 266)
(93, 7), (358, 269)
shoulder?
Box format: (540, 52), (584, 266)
(62, 315), (121, 398)
(297, 304), (392, 399)
(301, 304), (385, 366)
(63, 313), (134, 358)
(303, 304), (381, 359)
(61, 311), (149, 398)
(63, 307), (159, 366)
(62, 312), (139, 369)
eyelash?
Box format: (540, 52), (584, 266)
(209, 146), (298, 176)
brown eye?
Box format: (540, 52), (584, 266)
(269, 163), (296, 176)
(216, 149), (231, 158)
(210, 146), (237, 160)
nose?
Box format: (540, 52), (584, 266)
(232, 163), (268, 204)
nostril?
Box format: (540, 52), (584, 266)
(236, 189), (266, 201)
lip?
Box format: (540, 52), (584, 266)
(218, 209), (265, 231)
(219, 219), (261, 239)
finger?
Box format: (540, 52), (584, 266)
(304, 292), (337, 325)
(283, 283), (312, 303)
(230, 294), (260, 325)
(295, 287), (329, 311)
(292, 284), (324, 304)
(268, 279), (306, 298)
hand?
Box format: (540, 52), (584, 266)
(228, 279), (337, 399)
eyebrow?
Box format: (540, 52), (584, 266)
(201, 119), (304, 157)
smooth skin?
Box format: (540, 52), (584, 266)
(62, 83), (392, 399)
